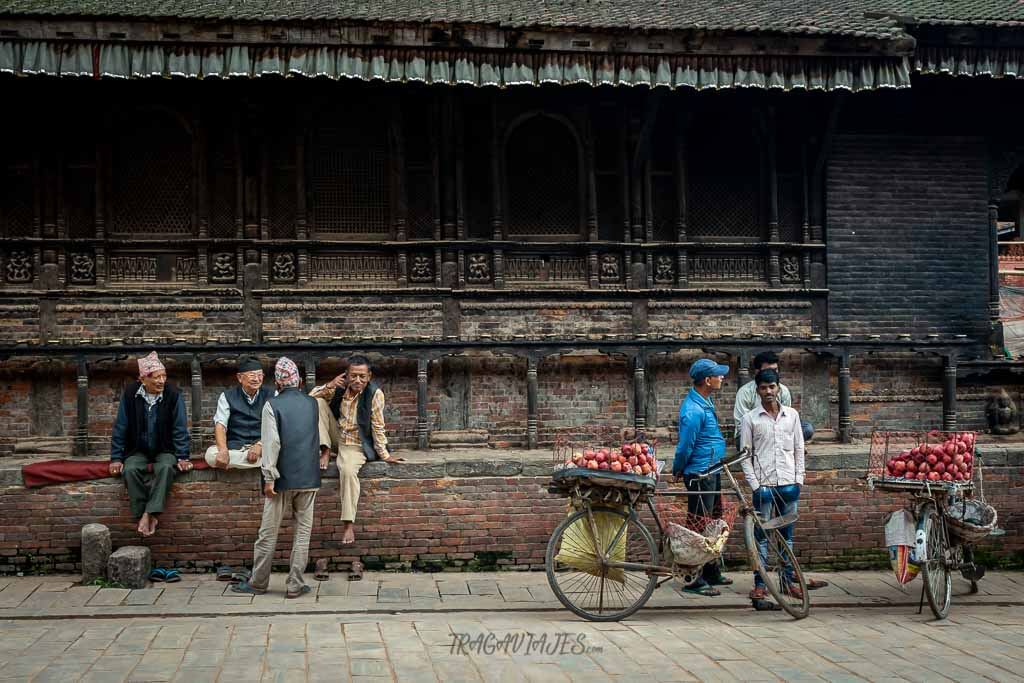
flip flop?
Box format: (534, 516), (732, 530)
(681, 584), (720, 597)
(230, 569), (252, 583)
(286, 585), (313, 599)
(148, 568), (167, 583)
(348, 560), (364, 582)
(163, 569), (181, 583)
(806, 579), (829, 590)
(752, 598), (782, 611)
(230, 581), (266, 595)
(216, 566), (235, 582)
(314, 558), (330, 581)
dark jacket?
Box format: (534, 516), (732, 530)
(224, 385), (271, 449)
(329, 381), (383, 462)
(110, 381), (190, 461)
(268, 387), (321, 492)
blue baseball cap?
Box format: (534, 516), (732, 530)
(689, 358), (730, 382)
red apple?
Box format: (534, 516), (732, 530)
(611, 461), (622, 473)
(586, 460), (599, 470)
(935, 462), (946, 474)
(917, 472), (927, 480)
(919, 463), (930, 474)
(942, 473), (953, 481)
(622, 463), (633, 473)
(598, 461), (610, 470)
(905, 461), (917, 473)
(928, 472), (940, 481)
(595, 452), (606, 464)
(927, 454), (938, 466)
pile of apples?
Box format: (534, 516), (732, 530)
(571, 442), (657, 478)
(885, 431), (976, 483)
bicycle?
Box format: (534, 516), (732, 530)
(545, 447), (810, 621)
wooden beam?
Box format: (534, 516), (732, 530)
(76, 357), (89, 457)
(417, 357), (429, 449)
(527, 355), (539, 449)
(943, 355), (958, 432)
(838, 353), (852, 444)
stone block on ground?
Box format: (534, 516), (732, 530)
(81, 523), (111, 584)
(107, 546), (151, 589)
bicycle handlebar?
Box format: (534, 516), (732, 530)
(695, 446), (752, 480)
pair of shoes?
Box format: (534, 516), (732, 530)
(348, 560), (364, 582)
(784, 582), (805, 600)
(230, 581), (266, 595)
(215, 565), (236, 582)
(148, 568), (181, 583)
(748, 586), (768, 600)
(286, 585), (312, 599)
(806, 578), (829, 590)
(314, 558), (330, 581)
(681, 582), (720, 597)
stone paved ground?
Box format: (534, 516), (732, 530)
(1, 602), (1024, 682)
(0, 571), (1021, 619)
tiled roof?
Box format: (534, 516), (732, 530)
(0, 1), (1021, 36)
(0, 1), (909, 38)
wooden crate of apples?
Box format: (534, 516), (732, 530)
(883, 430), (976, 484)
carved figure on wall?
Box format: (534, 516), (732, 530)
(467, 253), (491, 283)
(4, 250), (33, 283)
(599, 254), (620, 282)
(272, 252), (296, 282)
(654, 255), (675, 284)
(70, 252), (96, 284)
(985, 388), (1019, 435)
(780, 255), (801, 283)
(409, 253), (434, 282)
(210, 252), (236, 283)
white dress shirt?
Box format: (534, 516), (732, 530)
(738, 403), (805, 491)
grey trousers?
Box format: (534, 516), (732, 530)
(250, 488), (318, 594)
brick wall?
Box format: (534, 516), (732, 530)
(827, 135), (991, 338)
(1, 463), (1019, 574)
(262, 299), (444, 340)
(648, 302), (813, 338)
(460, 302), (632, 339)
(0, 303), (40, 342)
(54, 298), (244, 342)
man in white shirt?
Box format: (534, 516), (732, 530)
(738, 368), (825, 601)
(204, 355), (270, 470)
(733, 351), (813, 443)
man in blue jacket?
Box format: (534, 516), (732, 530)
(672, 357), (732, 596)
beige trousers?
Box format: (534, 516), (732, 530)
(317, 398), (368, 522)
(250, 488), (318, 594)
(203, 444), (262, 469)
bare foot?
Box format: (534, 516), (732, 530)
(137, 513), (150, 536)
(145, 515), (160, 537)
(342, 522), (355, 544)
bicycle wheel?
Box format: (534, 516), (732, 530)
(545, 506), (658, 622)
(744, 512), (809, 619)
(919, 503), (952, 619)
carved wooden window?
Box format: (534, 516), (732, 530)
(268, 117), (297, 240)
(64, 131), (96, 239)
(464, 97), (493, 239)
(208, 121), (237, 239)
(310, 109), (391, 240)
(505, 115), (582, 240)
(110, 110), (193, 236)
(687, 111), (762, 240)
(1, 137), (35, 237)
(593, 103), (625, 241)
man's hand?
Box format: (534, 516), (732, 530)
(246, 444), (262, 463)
(109, 461), (124, 476)
(176, 460), (194, 472)
(326, 373), (348, 391)
(215, 447), (230, 469)
(263, 482), (276, 498)
(380, 454), (405, 464)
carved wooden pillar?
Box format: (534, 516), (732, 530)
(619, 105), (631, 243)
(737, 350), (752, 388)
(765, 108), (781, 288)
(633, 353), (647, 432)
(801, 142), (812, 289)
(196, 113), (209, 241)
(259, 131), (270, 242)
(943, 356), (958, 432)
(295, 128), (308, 241)
(417, 357), (429, 449)
(233, 118), (244, 239)
(190, 355), (203, 446)
(527, 356), (539, 449)
(76, 357), (89, 457)
(431, 97), (442, 242)
(675, 118), (688, 288)
(838, 353), (852, 444)
(95, 136), (108, 286)
(305, 354), (317, 394)
(989, 200), (1002, 324)
(584, 111), (598, 243)
(490, 95), (504, 289)
(454, 98), (466, 242)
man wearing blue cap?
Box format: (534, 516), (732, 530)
(673, 357), (732, 596)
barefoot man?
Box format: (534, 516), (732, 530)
(311, 355), (403, 545)
(108, 352), (192, 537)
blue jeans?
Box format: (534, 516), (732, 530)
(752, 484), (801, 588)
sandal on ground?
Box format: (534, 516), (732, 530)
(286, 585), (313, 599)
(348, 560), (364, 582)
(148, 568), (168, 583)
(314, 558), (330, 581)
(806, 579), (829, 590)
(749, 587), (769, 601)
(162, 569), (181, 583)
(681, 583), (720, 597)
(708, 576), (734, 586)
(216, 565), (236, 582)
(230, 568), (252, 583)
(230, 581), (265, 595)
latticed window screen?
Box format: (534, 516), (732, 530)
(111, 114), (193, 235)
(311, 130), (390, 237)
(687, 119), (761, 239)
(651, 174), (677, 242)
(2, 165), (35, 237)
(506, 116), (580, 238)
(208, 128), (236, 239)
(407, 171), (434, 239)
(269, 133), (296, 239)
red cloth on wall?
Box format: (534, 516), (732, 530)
(22, 458), (210, 489)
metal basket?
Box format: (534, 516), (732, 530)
(866, 429), (977, 492)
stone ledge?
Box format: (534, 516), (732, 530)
(2, 440), (1022, 488)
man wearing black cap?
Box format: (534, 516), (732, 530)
(672, 357), (733, 596)
(204, 355), (272, 470)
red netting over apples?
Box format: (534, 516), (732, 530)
(868, 429), (977, 489)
